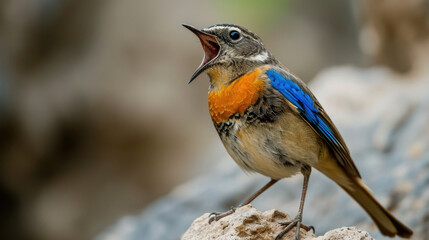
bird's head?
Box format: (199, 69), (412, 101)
(183, 24), (277, 85)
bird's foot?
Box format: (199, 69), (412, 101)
(280, 221), (315, 232)
(208, 208), (236, 224)
(275, 216), (314, 240)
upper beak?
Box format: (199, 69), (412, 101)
(182, 24), (221, 84)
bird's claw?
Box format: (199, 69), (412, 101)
(279, 221), (314, 233)
(208, 212), (220, 224)
(276, 216), (313, 240)
(208, 208), (236, 224)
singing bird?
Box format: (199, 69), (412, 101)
(183, 23), (412, 240)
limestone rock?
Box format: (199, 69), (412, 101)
(314, 227), (373, 240)
(181, 205), (373, 240)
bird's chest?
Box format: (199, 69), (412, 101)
(207, 69), (264, 124)
(212, 100), (320, 179)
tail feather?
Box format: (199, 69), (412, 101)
(341, 178), (413, 238)
(314, 160), (413, 238)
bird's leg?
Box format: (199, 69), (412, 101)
(276, 166), (312, 240)
(209, 178), (278, 224)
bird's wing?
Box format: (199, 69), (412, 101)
(265, 67), (361, 178)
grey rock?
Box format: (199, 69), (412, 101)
(97, 66), (429, 240)
(314, 227), (374, 240)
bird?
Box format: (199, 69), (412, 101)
(182, 23), (413, 240)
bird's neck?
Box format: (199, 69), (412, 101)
(207, 66), (235, 92)
(207, 59), (279, 92)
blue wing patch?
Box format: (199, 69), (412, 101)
(266, 69), (338, 144)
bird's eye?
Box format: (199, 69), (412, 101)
(229, 30), (241, 41)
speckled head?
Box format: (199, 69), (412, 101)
(183, 24), (278, 85)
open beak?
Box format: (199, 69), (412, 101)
(183, 24), (221, 84)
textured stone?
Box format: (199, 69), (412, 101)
(314, 227), (373, 240)
(181, 205), (373, 240)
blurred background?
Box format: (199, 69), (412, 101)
(1, 0), (428, 240)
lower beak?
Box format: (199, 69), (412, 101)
(182, 24), (220, 84)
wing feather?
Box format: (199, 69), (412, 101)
(266, 68), (361, 178)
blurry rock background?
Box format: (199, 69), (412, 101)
(0, 1), (428, 240)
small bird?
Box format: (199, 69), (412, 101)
(183, 23), (413, 240)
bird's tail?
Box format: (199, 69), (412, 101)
(314, 161), (413, 238)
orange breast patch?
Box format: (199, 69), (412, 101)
(208, 68), (265, 123)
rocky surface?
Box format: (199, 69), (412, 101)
(97, 66), (429, 240)
(181, 204), (373, 240)
(182, 205), (315, 240)
(314, 227), (373, 240)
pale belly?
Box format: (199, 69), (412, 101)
(218, 113), (322, 180)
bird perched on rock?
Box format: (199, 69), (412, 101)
(183, 23), (413, 240)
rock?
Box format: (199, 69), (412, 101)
(97, 66), (429, 240)
(181, 205), (313, 240)
(314, 227), (373, 240)
(181, 204), (372, 240)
